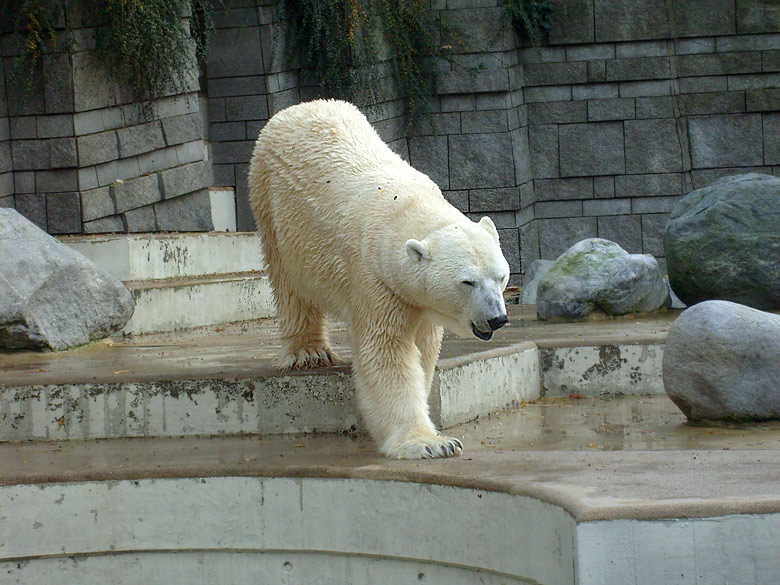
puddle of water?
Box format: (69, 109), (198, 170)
(457, 395), (780, 453)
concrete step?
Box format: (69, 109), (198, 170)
(3, 397), (780, 585)
(0, 306), (677, 442)
(60, 231), (265, 281)
(59, 232), (272, 334)
(123, 271), (275, 335)
(0, 342), (540, 442)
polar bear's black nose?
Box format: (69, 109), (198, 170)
(488, 314), (508, 331)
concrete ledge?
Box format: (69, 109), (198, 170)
(124, 272), (275, 334)
(0, 306), (682, 442)
(60, 231), (265, 281)
(0, 477), (575, 585)
(0, 343), (542, 442)
(3, 440), (780, 585)
(0, 370), (355, 442)
(432, 342), (541, 428)
(540, 343), (665, 396)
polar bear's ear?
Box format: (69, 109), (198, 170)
(405, 239), (430, 262)
(478, 216), (499, 242)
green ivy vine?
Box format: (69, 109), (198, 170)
(6, 0), (554, 123)
(95, 0), (213, 117)
(6, 0), (215, 117)
(281, 0), (554, 124)
(6, 0), (60, 97)
(280, 0), (435, 120)
(503, 0), (555, 47)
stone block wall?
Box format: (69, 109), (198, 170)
(0, 62), (11, 210)
(2, 0), (778, 284)
(0, 4), (213, 234)
(518, 0), (780, 275)
(205, 0), (780, 284)
(205, 0), (411, 231)
(405, 2), (530, 282)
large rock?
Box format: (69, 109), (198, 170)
(0, 209), (135, 351)
(520, 259), (554, 305)
(664, 173), (780, 310)
(536, 238), (670, 320)
(663, 300), (780, 423)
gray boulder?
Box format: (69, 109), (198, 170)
(664, 173), (780, 310)
(0, 209), (135, 351)
(663, 300), (780, 423)
(536, 238), (670, 320)
(520, 259), (554, 304)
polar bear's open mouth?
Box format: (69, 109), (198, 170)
(471, 323), (494, 341)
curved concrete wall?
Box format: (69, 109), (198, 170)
(4, 475), (780, 584)
(2, 477), (576, 585)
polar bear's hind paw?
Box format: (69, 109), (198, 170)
(278, 346), (337, 370)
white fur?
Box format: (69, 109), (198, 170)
(248, 99), (509, 459)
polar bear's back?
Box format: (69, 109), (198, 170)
(248, 100), (428, 313)
(253, 100), (403, 187)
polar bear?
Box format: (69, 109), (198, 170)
(248, 100), (509, 459)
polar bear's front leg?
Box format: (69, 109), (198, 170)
(351, 312), (461, 459)
(416, 320), (444, 393)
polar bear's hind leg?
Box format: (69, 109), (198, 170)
(275, 287), (336, 369)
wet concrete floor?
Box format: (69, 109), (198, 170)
(3, 306), (780, 521)
(3, 394), (780, 521)
(0, 305), (678, 386)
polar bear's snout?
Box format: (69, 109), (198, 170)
(469, 294), (508, 340)
(488, 314), (509, 330)
(471, 311), (508, 340)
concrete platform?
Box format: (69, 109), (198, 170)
(0, 306), (676, 441)
(60, 232), (275, 334)
(123, 271), (275, 334)
(2, 395), (780, 585)
(3, 306), (780, 584)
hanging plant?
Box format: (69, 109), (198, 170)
(280, 0), (435, 121)
(7, 0), (60, 97)
(502, 0), (555, 46)
(95, 0), (214, 118)
(6, 0), (215, 118)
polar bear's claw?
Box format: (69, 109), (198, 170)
(278, 346), (337, 370)
(383, 434), (463, 460)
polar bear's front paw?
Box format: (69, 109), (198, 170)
(382, 433), (463, 460)
(278, 346), (337, 370)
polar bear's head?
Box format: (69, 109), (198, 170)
(406, 216), (510, 340)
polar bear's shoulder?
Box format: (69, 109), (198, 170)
(266, 99), (372, 140)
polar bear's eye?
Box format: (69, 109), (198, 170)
(461, 280), (475, 287)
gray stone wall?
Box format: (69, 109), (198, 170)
(0, 4), (213, 234)
(518, 0), (780, 277)
(205, 0), (780, 284)
(2, 0), (779, 285)
(0, 62), (11, 210)
(205, 0), (411, 231)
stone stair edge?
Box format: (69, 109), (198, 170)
(124, 270), (268, 290)
(58, 231), (260, 243)
(59, 230), (266, 282)
(0, 334), (666, 390)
